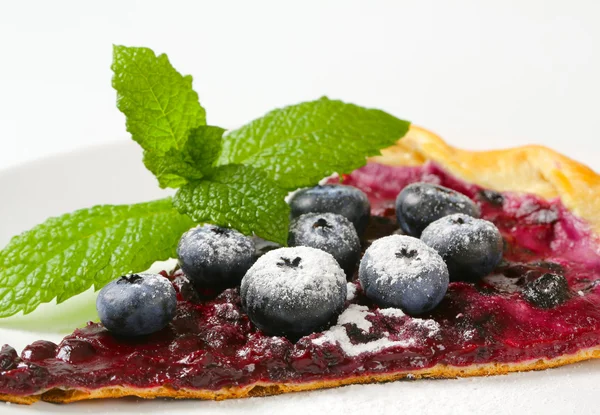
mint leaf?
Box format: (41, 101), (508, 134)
(186, 125), (226, 175)
(143, 125), (226, 188)
(112, 45), (206, 154)
(218, 97), (410, 189)
(0, 198), (194, 318)
(173, 165), (290, 245)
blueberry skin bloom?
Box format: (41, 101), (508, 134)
(96, 273), (177, 337)
(421, 213), (503, 281)
(241, 246), (347, 338)
(288, 212), (361, 278)
(396, 182), (480, 237)
(177, 224), (255, 289)
(359, 235), (449, 315)
(288, 184), (371, 236)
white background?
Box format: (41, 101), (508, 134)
(1, 1), (600, 414)
(0, 0), (599, 170)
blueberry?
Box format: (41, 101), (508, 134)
(96, 273), (177, 337)
(396, 183), (480, 237)
(420, 213), (503, 281)
(21, 340), (57, 362)
(288, 184), (370, 235)
(522, 273), (569, 308)
(358, 235), (449, 315)
(0, 345), (19, 371)
(478, 189), (504, 207)
(241, 246), (347, 338)
(288, 213), (360, 277)
(177, 224), (255, 289)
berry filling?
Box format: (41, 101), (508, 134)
(2, 161), (600, 398)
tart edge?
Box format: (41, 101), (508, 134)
(4, 344), (600, 405)
(370, 126), (600, 234)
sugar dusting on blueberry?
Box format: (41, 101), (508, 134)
(288, 212), (361, 278)
(288, 184), (371, 236)
(522, 273), (570, 309)
(240, 246), (347, 338)
(359, 235), (449, 315)
(395, 182), (480, 237)
(177, 224), (255, 289)
(421, 213), (503, 281)
(96, 273), (177, 337)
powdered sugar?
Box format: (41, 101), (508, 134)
(314, 326), (415, 357)
(346, 283), (357, 301)
(313, 303), (441, 357)
(288, 212), (361, 276)
(337, 304), (373, 331)
(313, 305), (414, 356)
(241, 246), (347, 311)
(289, 212), (360, 252)
(462, 328), (476, 341)
(421, 214), (499, 255)
(362, 235), (447, 286)
(107, 273), (173, 301)
(177, 224), (254, 270)
(422, 185), (470, 212)
(140, 273), (173, 289)
(410, 318), (441, 337)
(378, 307), (406, 318)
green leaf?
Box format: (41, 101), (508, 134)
(143, 125), (226, 188)
(218, 97), (410, 189)
(0, 198), (194, 318)
(173, 165), (290, 245)
(112, 45), (206, 154)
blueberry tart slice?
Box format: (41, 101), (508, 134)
(3, 126), (600, 404)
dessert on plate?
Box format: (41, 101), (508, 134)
(2, 125), (600, 405)
(2, 46), (600, 405)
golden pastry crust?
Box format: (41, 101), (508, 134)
(4, 345), (600, 404)
(3, 126), (600, 405)
(370, 126), (600, 234)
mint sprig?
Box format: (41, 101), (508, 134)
(174, 165), (290, 245)
(0, 199), (194, 318)
(0, 45), (411, 318)
(143, 125), (226, 188)
(218, 97), (410, 189)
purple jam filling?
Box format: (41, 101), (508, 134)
(2, 161), (600, 397)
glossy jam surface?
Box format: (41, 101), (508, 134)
(3, 162), (600, 396)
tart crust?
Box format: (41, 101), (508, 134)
(3, 125), (600, 405)
(4, 345), (600, 404)
(372, 126), (600, 233)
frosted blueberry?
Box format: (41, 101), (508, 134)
(359, 235), (449, 315)
(96, 273), (177, 337)
(522, 273), (569, 309)
(288, 212), (360, 277)
(395, 182), (479, 237)
(241, 246), (347, 338)
(288, 184), (371, 235)
(421, 213), (503, 281)
(177, 224), (255, 289)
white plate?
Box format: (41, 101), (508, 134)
(1, 141), (599, 415)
